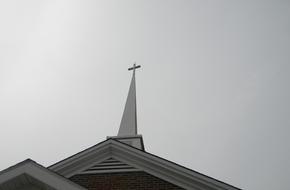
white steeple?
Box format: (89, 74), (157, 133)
(108, 64), (144, 150)
(118, 64), (140, 136)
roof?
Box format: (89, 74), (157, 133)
(49, 139), (241, 190)
(0, 159), (86, 190)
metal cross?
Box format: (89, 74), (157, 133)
(128, 63), (141, 72)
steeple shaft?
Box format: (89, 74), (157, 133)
(118, 65), (140, 136)
(108, 64), (144, 151)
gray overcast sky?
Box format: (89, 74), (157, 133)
(0, 1), (289, 189)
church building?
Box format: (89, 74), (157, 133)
(0, 65), (241, 190)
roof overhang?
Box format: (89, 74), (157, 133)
(49, 139), (240, 190)
(0, 159), (86, 190)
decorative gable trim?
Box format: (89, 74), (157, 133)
(49, 139), (241, 190)
(49, 140), (112, 177)
(110, 140), (239, 190)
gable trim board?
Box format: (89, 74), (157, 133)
(49, 139), (241, 190)
(0, 159), (86, 190)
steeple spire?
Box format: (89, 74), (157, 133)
(108, 64), (144, 151)
(118, 64), (141, 136)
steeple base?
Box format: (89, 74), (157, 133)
(107, 135), (145, 151)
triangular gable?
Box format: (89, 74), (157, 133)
(49, 139), (240, 190)
(79, 157), (141, 174)
(0, 159), (86, 190)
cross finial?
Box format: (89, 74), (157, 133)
(128, 63), (141, 72)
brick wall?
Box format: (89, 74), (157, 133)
(69, 171), (184, 190)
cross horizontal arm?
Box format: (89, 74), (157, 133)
(128, 65), (141, 71)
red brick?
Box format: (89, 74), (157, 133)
(70, 171), (184, 190)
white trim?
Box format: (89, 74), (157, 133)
(50, 141), (111, 177)
(49, 139), (240, 190)
(0, 160), (86, 190)
(110, 142), (221, 189)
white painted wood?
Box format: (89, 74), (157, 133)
(118, 67), (138, 136)
(49, 139), (240, 190)
(0, 160), (86, 190)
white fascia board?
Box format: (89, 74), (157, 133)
(63, 155), (113, 178)
(109, 140), (239, 190)
(49, 139), (240, 190)
(49, 140), (111, 175)
(0, 160), (86, 190)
